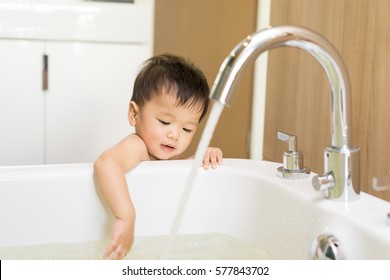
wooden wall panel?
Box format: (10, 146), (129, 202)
(265, 0), (390, 201)
(154, 0), (257, 158)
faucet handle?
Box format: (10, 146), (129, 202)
(277, 131), (297, 152)
(312, 172), (335, 191)
(276, 131), (310, 179)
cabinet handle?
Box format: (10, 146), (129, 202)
(42, 54), (48, 91)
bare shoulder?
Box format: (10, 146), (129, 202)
(115, 134), (149, 161)
(96, 134), (149, 172)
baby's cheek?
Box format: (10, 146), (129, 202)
(184, 137), (194, 151)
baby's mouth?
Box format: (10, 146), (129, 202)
(161, 144), (176, 152)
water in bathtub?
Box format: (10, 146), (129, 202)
(0, 232), (270, 260)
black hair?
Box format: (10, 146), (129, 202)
(131, 54), (210, 121)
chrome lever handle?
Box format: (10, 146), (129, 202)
(277, 131), (297, 152)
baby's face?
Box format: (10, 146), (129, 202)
(134, 92), (203, 160)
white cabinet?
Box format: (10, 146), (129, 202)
(45, 41), (148, 164)
(0, 40), (45, 165)
(0, 1), (153, 165)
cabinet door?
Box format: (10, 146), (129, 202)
(0, 40), (45, 165)
(45, 42), (150, 164)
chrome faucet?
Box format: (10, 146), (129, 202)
(210, 25), (360, 202)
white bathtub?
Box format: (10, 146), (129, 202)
(1, 159), (390, 259)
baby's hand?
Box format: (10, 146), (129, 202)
(104, 218), (134, 260)
(202, 147), (223, 169)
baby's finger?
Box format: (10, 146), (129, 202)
(209, 150), (218, 169)
(202, 150), (211, 169)
(114, 243), (128, 260)
(103, 241), (117, 259)
(217, 150), (223, 165)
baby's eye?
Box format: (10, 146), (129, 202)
(183, 128), (192, 133)
(158, 120), (170, 125)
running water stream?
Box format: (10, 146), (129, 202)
(161, 102), (225, 259)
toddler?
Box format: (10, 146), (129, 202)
(94, 54), (222, 259)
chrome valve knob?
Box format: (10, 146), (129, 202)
(276, 131), (310, 179)
(312, 172), (335, 191)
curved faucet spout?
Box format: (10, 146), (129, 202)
(210, 25), (351, 149)
(210, 26), (359, 201)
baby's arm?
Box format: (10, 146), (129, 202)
(202, 147), (223, 169)
(94, 135), (149, 259)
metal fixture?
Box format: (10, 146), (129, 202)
(310, 234), (345, 260)
(210, 25), (360, 202)
(312, 171), (335, 191)
(276, 131), (310, 179)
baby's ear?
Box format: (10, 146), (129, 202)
(128, 101), (139, 126)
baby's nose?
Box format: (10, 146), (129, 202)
(167, 127), (180, 139)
